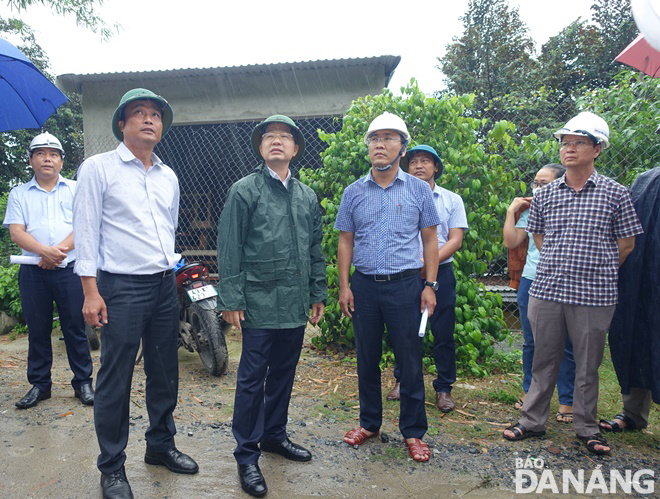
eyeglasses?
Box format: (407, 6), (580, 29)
(531, 181), (550, 188)
(559, 139), (593, 149)
(262, 132), (294, 143)
(367, 136), (401, 146)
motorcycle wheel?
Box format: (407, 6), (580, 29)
(85, 323), (100, 351)
(188, 302), (229, 376)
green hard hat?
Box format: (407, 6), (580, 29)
(112, 88), (174, 142)
(251, 114), (304, 162)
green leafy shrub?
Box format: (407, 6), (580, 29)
(301, 81), (517, 376)
(582, 70), (660, 185)
(8, 322), (27, 340)
(0, 264), (22, 318)
(0, 192), (20, 267)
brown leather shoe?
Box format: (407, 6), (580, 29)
(386, 382), (400, 401)
(436, 392), (455, 413)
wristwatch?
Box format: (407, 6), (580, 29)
(424, 280), (439, 291)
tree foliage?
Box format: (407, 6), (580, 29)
(0, 18), (84, 192)
(440, 0), (638, 130)
(535, 0), (636, 96)
(439, 0), (538, 111)
(300, 82), (517, 376)
(5, 0), (116, 40)
(583, 70), (660, 184)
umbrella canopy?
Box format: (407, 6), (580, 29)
(615, 34), (660, 78)
(0, 37), (69, 133)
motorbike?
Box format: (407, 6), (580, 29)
(175, 259), (230, 376)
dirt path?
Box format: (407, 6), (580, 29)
(0, 329), (657, 498)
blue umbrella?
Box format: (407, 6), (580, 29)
(0, 37), (69, 133)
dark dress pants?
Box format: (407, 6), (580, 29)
(352, 272), (427, 439)
(430, 263), (457, 393)
(393, 263), (457, 393)
(18, 264), (92, 392)
(233, 326), (305, 464)
(94, 271), (179, 474)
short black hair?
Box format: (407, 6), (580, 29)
(541, 163), (566, 179)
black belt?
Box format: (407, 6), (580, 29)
(438, 262), (452, 270)
(354, 268), (421, 282)
(100, 268), (174, 279)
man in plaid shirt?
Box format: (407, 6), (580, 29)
(503, 112), (643, 456)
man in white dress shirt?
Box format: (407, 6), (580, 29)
(73, 88), (197, 499)
(4, 131), (94, 409)
(391, 145), (467, 413)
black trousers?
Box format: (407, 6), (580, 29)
(18, 264), (92, 391)
(232, 326), (305, 464)
(351, 272), (427, 439)
(94, 271), (179, 474)
(393, 263), (457, 393)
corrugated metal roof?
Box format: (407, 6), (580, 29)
(57, 55), (401, 94)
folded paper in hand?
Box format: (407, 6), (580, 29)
(10, 255), (66, 268)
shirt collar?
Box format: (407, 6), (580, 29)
(27, 174), (68, 191)
(116, 142), (163, 169)
(363, 167), (407, 184)
(558, 170), (600, 189)
(266, 165), (291, 188)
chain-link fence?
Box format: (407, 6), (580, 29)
(85, 116), (342, 277)
(478, 95), (659, 332)
(82, 100), (659, 334)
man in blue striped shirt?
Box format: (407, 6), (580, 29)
(335, 112), (440, 462)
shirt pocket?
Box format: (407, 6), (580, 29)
(392, 203), (419, 232)
(60, 201), (73, 224)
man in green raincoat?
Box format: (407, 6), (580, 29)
(217, 115), (327, 498)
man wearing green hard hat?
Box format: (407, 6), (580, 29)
(392, 144), (467, 413)
(217, 114), (327, 497)
(74, 88), (198, 499)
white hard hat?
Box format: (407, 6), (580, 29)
(553, 112), (610, 149)
(364, 112), (410, 145)
(29, 132), (65, 156)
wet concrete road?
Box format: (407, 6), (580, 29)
(1, 333), (630, 498)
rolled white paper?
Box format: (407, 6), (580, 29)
(418, 306), (429, 337)
(10, 255), (66, 268)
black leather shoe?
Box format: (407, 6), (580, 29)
(144, 447), (199, 474)
(74, 383), (95, 405)
(101, 466), (133, 499)
(238, 463), (267, 497)
(15, 386), (51, 409)
(260, 438), (312, 462)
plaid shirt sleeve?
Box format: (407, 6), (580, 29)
(525, 195), (544, 234)
(334, 184), (356, 233)
(613, 188), (643, 239)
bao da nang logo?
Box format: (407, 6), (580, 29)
(515, 457), (655, 495)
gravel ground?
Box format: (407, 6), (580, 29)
(0, 328), (657, 498)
